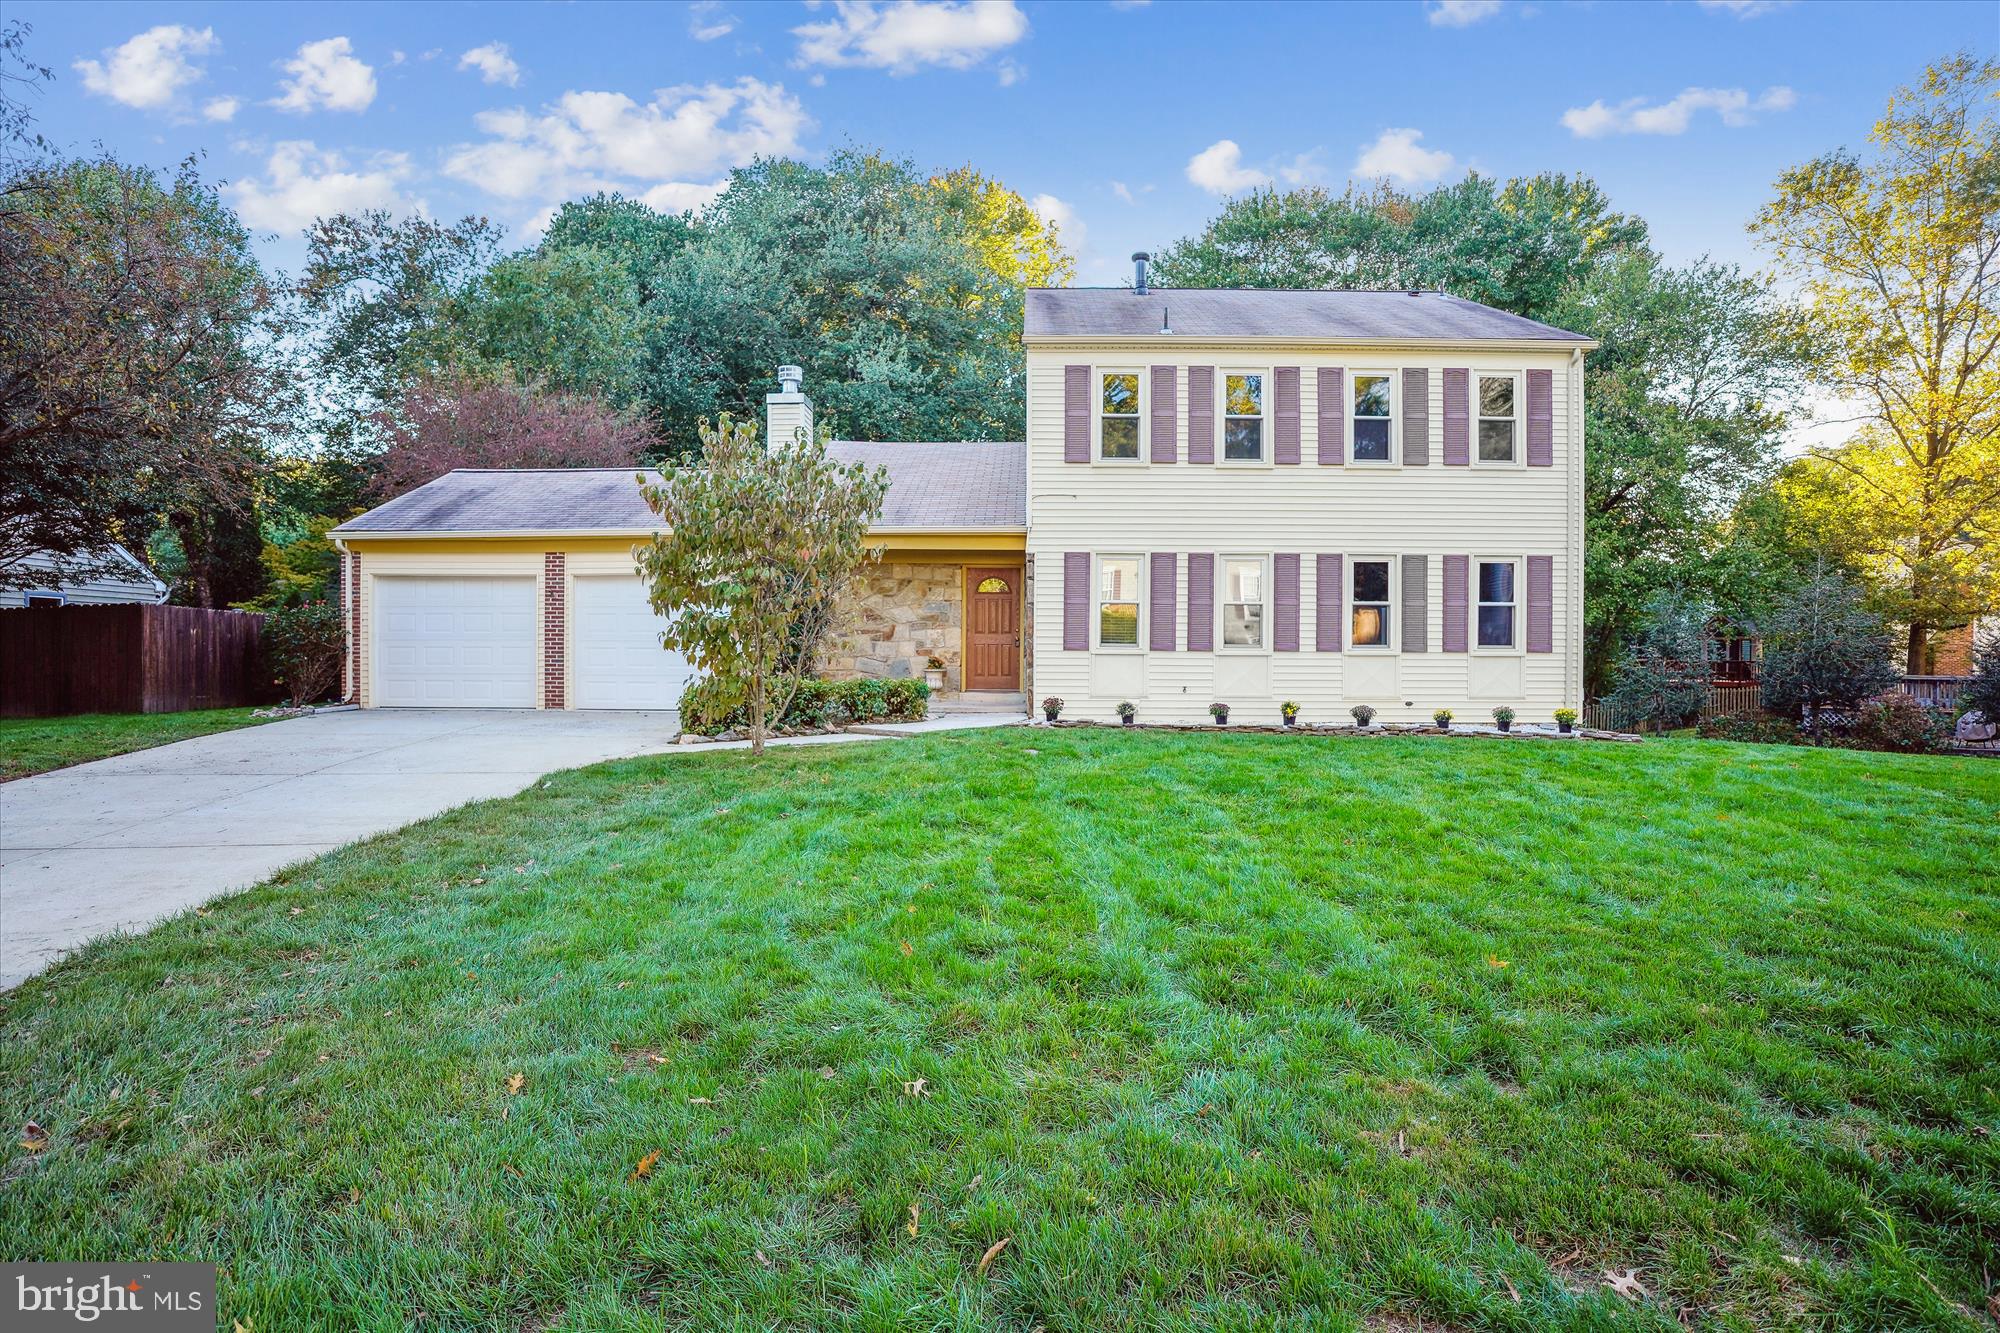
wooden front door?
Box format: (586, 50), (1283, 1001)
(964, 566), (1021, 691)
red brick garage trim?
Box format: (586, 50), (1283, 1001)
(542, 553), (566, 709)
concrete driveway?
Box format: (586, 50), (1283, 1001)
(0, 708), (682, 989)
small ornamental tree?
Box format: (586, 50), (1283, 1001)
(1759, 568), (1898, 724)
(1605, 592), (1713, 729)
(264, 600), (345, 705)
(635, 413), (887, 754)
(1958, 632), (2000, 722)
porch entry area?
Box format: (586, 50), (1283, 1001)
(822, 553), (1026, 703)
(965, 566), (1021, 692)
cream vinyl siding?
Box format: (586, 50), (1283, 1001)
(1026, 344), (1584, 725)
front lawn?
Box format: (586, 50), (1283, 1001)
(0, 707), (274, 781)
(1, 732), (1994, 1330)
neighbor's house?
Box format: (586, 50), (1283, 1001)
(0, 545), (170, 609)
(331, 266), (1592, 723)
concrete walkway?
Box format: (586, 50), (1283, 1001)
(1, 709), (688, 989)
(0, 708), (1024, 989)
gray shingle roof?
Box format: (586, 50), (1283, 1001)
(332, 440), (1027, 536)
(1025, 288), (1592, 343)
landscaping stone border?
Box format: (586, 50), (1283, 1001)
(1036, 719), (1642, 743)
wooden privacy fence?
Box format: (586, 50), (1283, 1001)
(0, 604), (281, 716)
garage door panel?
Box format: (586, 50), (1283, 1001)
(572, 576), (694, 710)
(374, 577), (537, 708)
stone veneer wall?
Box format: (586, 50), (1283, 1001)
(821, 561), (965, 689)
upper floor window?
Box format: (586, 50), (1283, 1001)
(1478, 560), (1517, 648)
(1353, 374), (1393, 462)
(1224, 373), (1264, 461)
(1100, 372), (1140, 460)
(1099, 555), (1140, 646)
(1222, 558), (1264, 647)
(1478, 375), (1517, 463)
(1351, 559), (1392, 647)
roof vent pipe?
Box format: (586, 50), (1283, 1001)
(776, 364), (804, 395)
(1132, 251), (1150, 296)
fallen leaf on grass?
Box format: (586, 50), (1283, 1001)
(1499, 1272), (1521, 1304)
(20, 1121), (49, 1153)
(506, 1073), (525, 1096)
(906, 1202), (920, 1237)
(630, 1150), (661, 1181)
(819, 1067), (836, 1080)
(1603, 1269), (1648, 1302)
(899, 940), (914, 958)
(689, 1096), (713, 1106)
(754, 1249), (771, 1269)
(977, 1237), (1011, 1275)
(901, 1078), (929, 1099)
(288, 906), (304, 917)
(1486, 955), (1509, 968)
(966, 1173), (983, 1192)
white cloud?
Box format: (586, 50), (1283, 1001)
(226, 140), (410, 232)
(1185, 139), (1271, 195)
(1425, 0), (1502, 26)
(73, 25), (216, 110)
(272, 37), (377, 114)
(1353, 127), (1456, 184)
(442, 77), (812, 202)
(458, 43), (521, 87)
(996, 58), (1024, 87)
(1030, 193), (1084, 250)
(1696, 0), (1793, 16)
(793, 1), (1028, 74)
(1110, 180), (1135, 204)
(202, 96), (240, 123)
(689, 1), (738, 41)
(1278, 149), (1327, 187)
(1561, 85), (1796, 138)
(639, 180), (730, 214)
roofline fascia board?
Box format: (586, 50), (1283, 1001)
(332, 525), (1027, 540)
(1025, 334), (1598, 351)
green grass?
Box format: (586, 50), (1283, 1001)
(0, 707), (274, 781)
(2, 731), (1995, 1331)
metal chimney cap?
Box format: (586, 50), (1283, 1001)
(1131, 251), (1151, 296)
(776, 364), (804, 394)
(1130, 251), (1151, 261)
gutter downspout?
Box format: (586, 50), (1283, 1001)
(1569, 345), (1585, 712)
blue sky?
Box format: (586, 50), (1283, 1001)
(12, 0), (1995, 285)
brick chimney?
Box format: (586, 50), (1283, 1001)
(765, 364), (814, 453)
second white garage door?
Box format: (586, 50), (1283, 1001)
(570, 575), (697, 710)
(375, 576), (537, 708)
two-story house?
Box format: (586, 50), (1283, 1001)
(331, 260), (1591, 724)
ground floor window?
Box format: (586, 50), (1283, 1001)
(1351, 559), (1392, 647)
(1477, 559), (1517, 647)
(1222, 557), (1264, 646)
(1098, 556), (1140, 646)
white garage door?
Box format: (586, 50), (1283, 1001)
(571, 575), (697, 711)
(374, 576), (537, 708)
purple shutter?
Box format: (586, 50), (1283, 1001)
(1442, 554), (1469, 653)
(1317, 368), (1345, 465)
(1316, 554), (1343, 651)
(1274, 366), (1301, 465)
(1187, 367), (1215, 465)
(1274, 553), (1300, 651)
(1442, 368), (1470, 466)
(1149, 366), (1177, 464)
(1063, 551), (1089, 650)
(1527, 555), (1554, 653)
(1064, 365), (1090, 463)
(1402, 367), (1429, 466)
(1527, 368), (1553, 467)
(1150, 552), (1177, 651)
(1186, 553), (1214, 651)
(1401, 555), (1428, 653)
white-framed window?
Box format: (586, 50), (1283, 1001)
(1352, 372), (1395, 463)
(1476, 558), (1519, 649)
(1350, 557), (1394, 649)
(24, 592), (65, 608)
(1477, 373), (1519, 463)
(1097, 554), (1142, 648)
(1222, 371), (1266, 462)
(1098, 370), (1142, 461)
(1220, 556), (1266, 649)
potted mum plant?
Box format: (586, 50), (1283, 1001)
(1433, 708), (1454, 730)
(924, 656), (947, 692)
(1209, 701), (1231, 726)
(1492, 705), (1515, 733)
(1280, 700), (1300, 728)
(1554, 707), (1578, 735)
(1350, 704), (1376, 728)
(1042, 696), (1063, 722)
(1116, 700), (1136, 726)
